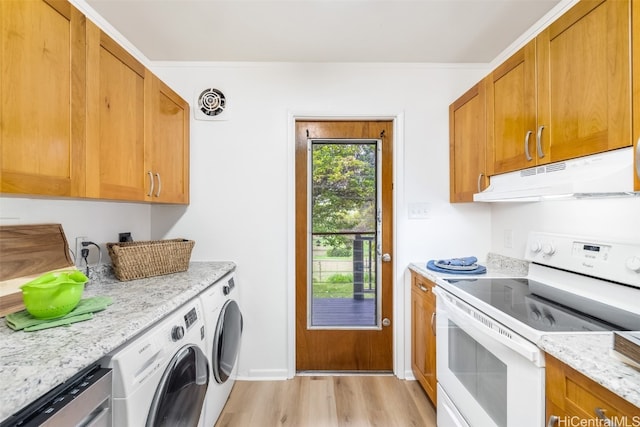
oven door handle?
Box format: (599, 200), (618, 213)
(436, 288), (543, 366)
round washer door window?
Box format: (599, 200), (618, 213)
(213, 299), (243, 384)
(146, 344), (209, 427)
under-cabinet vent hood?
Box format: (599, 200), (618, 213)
(474, 147), (637, 202)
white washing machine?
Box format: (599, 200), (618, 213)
(199, 272), (243, 427)
(101, 299), (209, 427)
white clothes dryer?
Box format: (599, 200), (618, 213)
(199, 272), (243, 427)
(101, 299), (209, 427)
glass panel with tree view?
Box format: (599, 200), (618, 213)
(310, 141), (379, 327)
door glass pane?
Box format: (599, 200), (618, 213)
(309, 141), (379, 328)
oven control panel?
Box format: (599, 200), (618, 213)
(525, 232), (640, 287)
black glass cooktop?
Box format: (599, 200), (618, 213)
(442, 277), (638, 333)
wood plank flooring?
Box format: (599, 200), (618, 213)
(214, 375), (436, 427)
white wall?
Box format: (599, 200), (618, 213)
(490, 198), (640, 258)
(0, 197), (151, 266)
(150, 62), (492, 379)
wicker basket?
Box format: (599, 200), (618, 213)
(107, 239), (195, 281)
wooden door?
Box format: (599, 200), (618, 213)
(633, 0), (640, 192)
(295, 120), (393, 371)
(449, 80), (487, 202)
(0, 0), (86, 197)
(536, 0), (631, 164)
(486, 41), (537, 175)
(145, 73), (190, 204)
(86, 22), (146, 201)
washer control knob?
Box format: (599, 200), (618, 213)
(542, 243), (556, 256)
(626, 256), (640, 273)
(171, 325), (185, 342)
(543, 314), (556, 327)
(529, 241), (542, 253)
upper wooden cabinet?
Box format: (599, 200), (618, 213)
(449, 80), (488, 203)
(0, 0), (86, 197)
(486, 41), (537, 175)
(86, 22), (147, 202)
(633, 0), (640, 192)
(487, 0), (632, 176)
(145, 75), (190, 204)
(1, 1), (190, 204)
(411, 271), (437, 406)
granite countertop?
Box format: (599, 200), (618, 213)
(0, 261), (236, 423)
(409, 252), (530, 281)
(409, 256), (640, 409)
(539, 333), (640, 408)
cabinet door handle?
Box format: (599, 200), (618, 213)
(154, 173), (162, 198)
(419, 285), (429, 293)
(147, 171), (154, 197)
(595, 408), (619, 427)
(536, 125), (545, 158)
(430, 312), (436, 336)
(524, 130), (533, 161)
(547, 415), (559, 427)
(477, 173), (484, 193)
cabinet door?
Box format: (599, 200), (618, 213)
(537, 0), (631, 164)
(633, 0), (640, 192)
(487, 41), (537, 175)
(145, 74), (190, 204)
(86, 22), (146, 201)
(411, 273), (436, 405)
(0, 0), (86, 197)
(546, 354), (639, 424)
(449, 80), (487, 203)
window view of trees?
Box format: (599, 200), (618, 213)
(311, 142), (377, 301)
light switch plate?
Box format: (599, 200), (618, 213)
(408, 202), (430, 219)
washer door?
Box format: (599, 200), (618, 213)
(146, 344), (209, 427)
(213, 299), (243, 384)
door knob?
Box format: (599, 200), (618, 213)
(382, 318), (391, 327)
(381, 253), (391, 262)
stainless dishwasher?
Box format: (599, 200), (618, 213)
(0, 365), (112, 427)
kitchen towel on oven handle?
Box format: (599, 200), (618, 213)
(427, 260), (486, 274)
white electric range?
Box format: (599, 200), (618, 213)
(435, 231), (640, 427)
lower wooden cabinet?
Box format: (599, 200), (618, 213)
(411, 271), (437, 405)
(546, 354), (639, 426)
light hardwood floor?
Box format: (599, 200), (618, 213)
(214, 375), (436, 427)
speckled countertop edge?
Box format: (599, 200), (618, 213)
(0, 261), (235, 423)
(538, 333), (640, 408)
(409, 256), (640, 409)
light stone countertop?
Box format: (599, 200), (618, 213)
(538, 333), (640, 408)
(409, 252), (530, 282)
(409, 256), (640, 410)
(0, 261), (236, 423)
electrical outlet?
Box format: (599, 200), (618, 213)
(504, 229), (513, 248)
(75, 236), (88, 267)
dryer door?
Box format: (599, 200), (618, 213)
(213, 299), (243, 383)
(146, 344), (209, 427)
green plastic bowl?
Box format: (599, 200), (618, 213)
(20, 270), (89, 319)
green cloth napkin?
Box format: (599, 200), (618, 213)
(6, 296), (113, 332)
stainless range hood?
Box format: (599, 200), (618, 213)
(474, 147), (638, 202)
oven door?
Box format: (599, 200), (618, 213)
(435, 287), (545, 427)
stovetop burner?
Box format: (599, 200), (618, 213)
(442, 277), (626, 333)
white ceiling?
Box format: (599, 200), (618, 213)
(85, 0), (562, 63)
